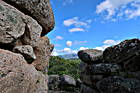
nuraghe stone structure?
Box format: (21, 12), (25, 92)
(0, 0), (54, 93)
(78, 39), (140, 93)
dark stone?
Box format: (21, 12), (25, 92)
(78, 49), (103, 64)
(96, 76), (140, 93)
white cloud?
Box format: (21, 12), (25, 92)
(103, 40), (120, 45)
(66, 41), (72, 47)
(94, 39), (121, 51)
(79, 47), (89, 50)
(63, 17), (92, 33)
(94, 45), (110, 51)
(51, 48), (78, 56)
(96, 0), (140, 19)
(64, 48), (71, 53)
(53, 36), (63, 41)
(63, 17), (88, 27)
(69, 28), (85, 32)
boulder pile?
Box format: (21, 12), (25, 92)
(0, 0), (54, 93)
(78, 39), (140, 93)
(48, 75), (80, 93)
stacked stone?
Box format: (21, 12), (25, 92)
(0, 0), (54, 93)
(78, 39), (140, 93)
(48, 75), (80, 93)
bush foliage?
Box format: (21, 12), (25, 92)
(48, 56), (80, 79)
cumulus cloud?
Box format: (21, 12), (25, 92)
(69, 28), (85, 32)
(94, 39), (121, 51)
(63, 17), (88, 27)
(53, 36), (63, 41)
(103, 40), (120, 45)
(66, 41), (73, 47)
(96, 0), (140, 19)
(51, 48), (78, 56)
(79, 47), (89, 50)
(63, 17), (92, 33)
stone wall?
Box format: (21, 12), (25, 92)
(0, 0), (54, 93)
(78, 39), (140, 93)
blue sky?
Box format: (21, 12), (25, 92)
(47, 0), (140, 56)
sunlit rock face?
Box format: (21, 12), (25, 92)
(4, 0), (55, 36)
(78, 39), (140, 93)
(0, 0), (55, 93)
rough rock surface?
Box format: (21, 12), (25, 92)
(13, 45), (36, 63)
(59, 75), (76, 87)
(48, 75), (79, 93)
(78, 49), (103, 64)
(0, 1), (25, 45)
(49, 75), (60, 90)
(78, 39), (140, 93)
(103, 39), (140, 71)
(80, 84), (98, 93)
(97, 76), (140, 93)
(4, 0), (55, 36)
(32, 36), (53, 71)
(21, 16), (42, 47)
(0, 0), (55, 93)
(88, 63), (121, 74)
(0, 49), (48, 93)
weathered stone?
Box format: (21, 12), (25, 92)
(80, 84), (99, 93)
(80, 72), (103, 86)
(60, 75), (76, 87)
(21, 16), (42, 47)
(0, 49), (48, 93)
(79, 62), (88, 73)
(4, 0), (55, 36)
(13, 45), (36, 63)
(0, 1), (25, 45)
(96, 76), (140, 93)
(103, 39), (140, 71)
(89, 63), (121, 75)
(78, 49), (103, 64)
(76, 79), (82, 88)
(59, 75), (76, 91)
(32, 36), (53, 71)
(49, 75), (60, 90)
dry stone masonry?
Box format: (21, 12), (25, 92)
(78, 39), (140, 93)
(0, 0), (54, 93)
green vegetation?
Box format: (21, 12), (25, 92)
(48, 56), (81, 79)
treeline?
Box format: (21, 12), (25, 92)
(48, 56), (80, 79)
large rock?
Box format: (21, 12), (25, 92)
(96, 76), (140, 93)
(13, 45), (36, 63)
(0, 49), (48, 93)
(0, 1), (43, 48)
(4, 0), (55, 36)
(103, 39), (140, 71)
(0, 1), (25, 45)
(78, 49), (103, 64)
(88, 63), (121, 75)
(80, 62), (121, 75)
(80, 72), (103, 87)
(32, 36), (53, 71)
(80, 84), (99, 93)
(48, 75), (60, 90)
(60, 75), (76, 87)
(21, 16), (42, 47)
(59, 75), (76, 91)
